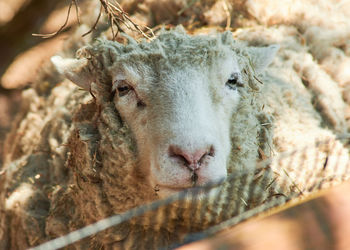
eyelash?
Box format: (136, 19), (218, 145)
(113, 80), (147, 108)
(117, 83), (132, 97)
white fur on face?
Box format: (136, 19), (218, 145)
(113, 51), (242, 198)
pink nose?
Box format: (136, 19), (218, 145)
(168, 145), (214, 171)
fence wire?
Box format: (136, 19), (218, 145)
(30, 134), (350, 250)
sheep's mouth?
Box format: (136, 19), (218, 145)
(191, 172), (198, 184)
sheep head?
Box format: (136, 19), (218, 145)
(51, 29), (279, 198)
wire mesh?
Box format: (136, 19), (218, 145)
(30, 134), (350, 250)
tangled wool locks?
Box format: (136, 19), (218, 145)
(0, 28), (349, 249)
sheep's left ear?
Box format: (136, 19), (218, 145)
(51, 56), (92, 90)
(246, 44), (280, 74)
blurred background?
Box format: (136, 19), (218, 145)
(0, 0), (350, 249)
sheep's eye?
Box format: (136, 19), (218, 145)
(116, 82), (132, 97)
(226, 73), (242, 90)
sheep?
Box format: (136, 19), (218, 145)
(0, 26), (349, 249)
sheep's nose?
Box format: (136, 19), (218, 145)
(168, 145), (215, 171)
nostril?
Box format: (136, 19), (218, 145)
(198, 151), (208, 165)
(168, 145), (215, 170)
(168, 145), (192, 165)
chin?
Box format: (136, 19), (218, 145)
(156, 186), (183, 199)
(156, 185), (221, 202)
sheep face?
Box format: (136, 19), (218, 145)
(51, 30), (279, 199)
(112, 52), (242, 198)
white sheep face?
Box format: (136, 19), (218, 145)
(112, 52), (241, 198)
(51, 30), (279, 199)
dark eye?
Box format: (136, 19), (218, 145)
(226, 73), (243, 90)
(116, 81), (132, 97)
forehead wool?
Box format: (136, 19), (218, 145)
(76, 28), (260, 93)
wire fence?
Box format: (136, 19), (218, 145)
(30, 134), (350, 250)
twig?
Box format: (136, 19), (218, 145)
(98, 0), (154, 40)
(82, 5), (102, 37)
(33, 0), (154, 41)
(32, 0), (78, 38)
(282, 168), (304, 195)
(73, 0), (81, 25)
(254, 75), (264, 85)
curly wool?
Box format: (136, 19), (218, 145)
(1, 27), (349, 250)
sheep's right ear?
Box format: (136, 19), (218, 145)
(246, 44), (280, 74)
(51, 56), (92, 90)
